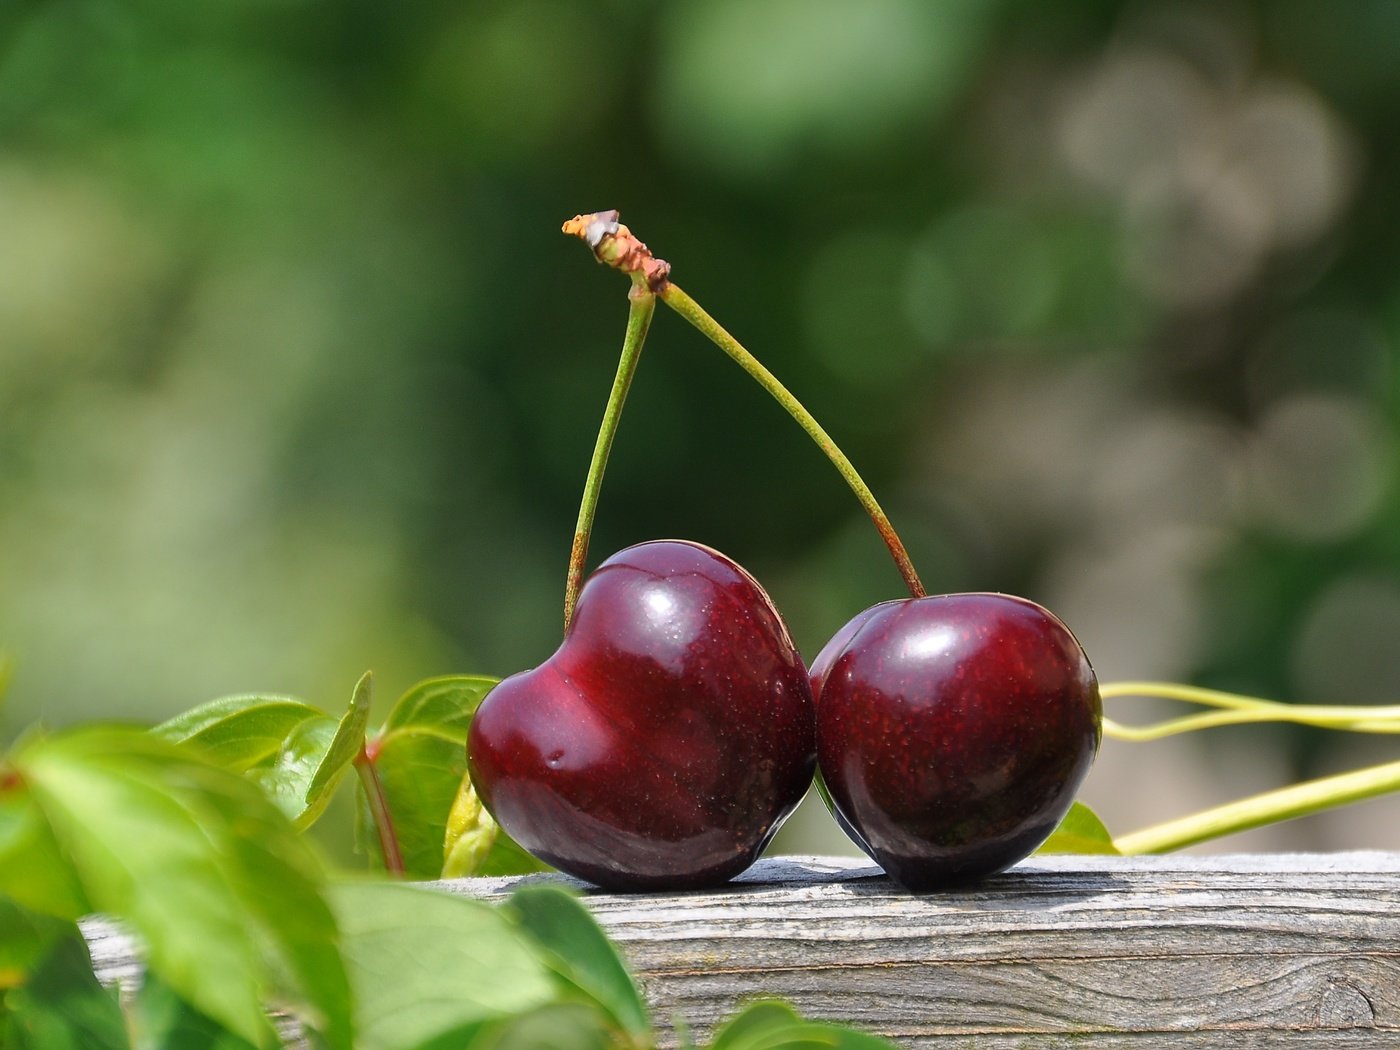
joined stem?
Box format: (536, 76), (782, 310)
(562, 210), (925, 600)
(564, 286), (656, 632)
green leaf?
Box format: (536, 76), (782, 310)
(708, 1002), (895, 1050)
(245, 717), (340, 827)
(710, 1001), (801, 1050)
(362, 731), (460, 877)
(153, 694), (340, 827)
(509, 890), (649, 1047)
(0, 780), (89, 920)
(329, 880), (558, 1050)
(301, 671), (374, 829)
(0, 899), (75, 991)
(2, 925), (128, 1050)
(15, 727), (353, 1049)
(154, 694), (329, 770)
(475, 831), (548, 878)
(381, 675), (499, 737)
(187, 766), (355, 1050)
(365, 675), (534, 879)
(465, 1003), (614, 1050)
(506, 886), (650, 1040)
(132, 975), (260, 1050)
(812, 770), (837, 816)
(1035, 802), (1121, 856)
(0, 651), (14, 710)
(153, 674), (373, 831)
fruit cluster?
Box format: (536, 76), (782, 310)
(466, 213), (1102, 892)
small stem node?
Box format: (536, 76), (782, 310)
(562, 211), (671, 293)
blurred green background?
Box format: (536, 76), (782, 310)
(3, 0), (1399, 854)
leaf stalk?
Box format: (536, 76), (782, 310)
(354, 744), (405, 877)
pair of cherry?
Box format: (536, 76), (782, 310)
(466, 212), (1101, 892)
(467, 538), (1102, 892)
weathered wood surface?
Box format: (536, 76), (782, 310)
(440, 852), (1400, 1047)
(85, 852), (1400, 1047)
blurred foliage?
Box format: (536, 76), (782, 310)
(2, 1), (1399, 847)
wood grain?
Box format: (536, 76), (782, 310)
(84, 852), (1400, 1047)
(438, 853), (1400, 1046)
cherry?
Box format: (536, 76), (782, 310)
(810, 593), (1101, 891)
(467, 539), (816, 891)
(556, 213), (1091, 890)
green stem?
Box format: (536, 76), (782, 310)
(1114, 758), (1400, 855)
(564, 286), (656, 632)
(354, 744), (405, 877)
(1105, 680), (1364, 711)
(658, 283), (925, 600)
(1101, 681), (1400, 741)
(1105, 710), (1400, 741)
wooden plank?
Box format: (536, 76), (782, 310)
(84, 853), (1400, 1046)
(436, 853), (1400, 1046)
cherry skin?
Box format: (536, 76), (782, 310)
(467, 539), (816, 891)
(810, 593), (1101, 891)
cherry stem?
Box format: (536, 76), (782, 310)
(658, 284), (925, 599)
(561, 210), (925, 600)
(1101, 681), (1400, 741)
(1114, 757), (1400, 855)
(564, 285), (656, 632)
(354, 743), (405, 877)
(1099, 681), (1400, 852)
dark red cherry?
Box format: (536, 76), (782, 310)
(810, 593), (1101, 891)
(467, 540), (816, 891)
